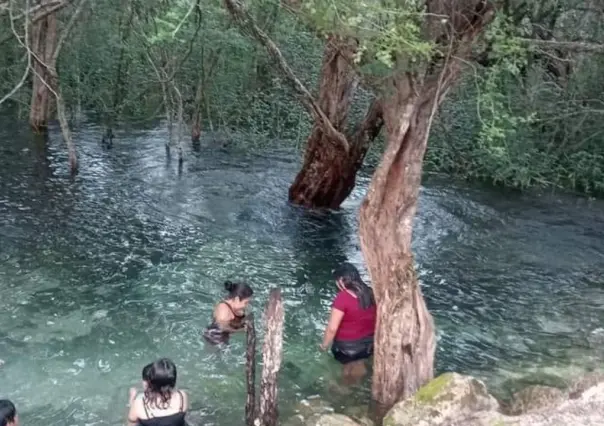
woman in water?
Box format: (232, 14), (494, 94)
(127, 358), (188, 426)
(320, 263), (376, 384)
(203, 280), (253, 345)
(0, 400), (18, 426)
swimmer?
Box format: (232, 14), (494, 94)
(0, 399), (18, 426)
(320, 263), (376, 385)
(203, 280), (253, 345)
(127, 358), (188, 426)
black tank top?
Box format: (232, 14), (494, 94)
(139, 390), (186, 426)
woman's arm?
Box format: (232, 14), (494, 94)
(126, 396), (140, 426)
(320, 308), (344, 350)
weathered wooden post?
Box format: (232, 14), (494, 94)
(245, 313), (256, 426)
(259, 288), (284, 426)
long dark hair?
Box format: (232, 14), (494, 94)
(143, 358), (177, 409)
(224, 280), (253, 300)
(332, 262), (375, 309)
(0, 400), (16, 426)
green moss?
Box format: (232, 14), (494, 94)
(414, 373), (456, 403)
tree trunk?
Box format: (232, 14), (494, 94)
(244, 313), (257, 426)
(258, 288), (284, 426)
(289, 38), (381, 209)
(29, 12), (58, 132)
(359, 78), (445, 421)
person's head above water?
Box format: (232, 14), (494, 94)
(0, 400), (18, 426)
(224, 280), (253, 310)
(144, 358), (177, 408)
(332, 262), (375, 310)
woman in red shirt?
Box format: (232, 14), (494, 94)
(320, 262), (377, 384)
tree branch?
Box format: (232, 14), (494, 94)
(0, 0), (31, 106)
(223, 0), (349, 152)
(51, 0), (88, 64)
(520, 38), (604, 54)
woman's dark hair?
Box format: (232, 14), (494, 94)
(0, 400), (16, 426)
(143, 358), (177, 409)
(332, 262), (375, 309)
(142, 362), (152, 381)
(224, 280), (253, 300)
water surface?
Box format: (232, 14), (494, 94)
(0, 118), (603, 425)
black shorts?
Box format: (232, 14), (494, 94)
(331, 336), (374, 364)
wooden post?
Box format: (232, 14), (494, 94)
(259, 288), (284, 426)
(245, 312), (256, 426)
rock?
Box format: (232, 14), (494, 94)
(383, 373), (499, 426)
(341, 406), (373, 426)
(507, 385), (565, 415)
(294, 395), (335, 419)
(310, 414), (361, 426)
(568, 372), (604, 399)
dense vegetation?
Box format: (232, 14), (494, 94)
(0, 0), (603, 193)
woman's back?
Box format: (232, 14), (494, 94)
(137, 390), (187, 426)
(127, 358), (188, 426)
(333, 290), (376, 341)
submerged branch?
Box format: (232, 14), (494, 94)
(223, 0), (350, 153)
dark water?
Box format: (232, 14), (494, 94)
(0, 118), (603, 425)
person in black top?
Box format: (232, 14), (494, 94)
(0, 400), (18, 426)
(127, 358), (188, 426)
(203, 280), (253, 345)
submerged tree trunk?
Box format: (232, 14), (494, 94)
(258, 288), (284, 426)
(29, 13), (58, 132)
(244, 313), (256, 426)
(222, 0), (383, 209)
(288, 38), (383, 209)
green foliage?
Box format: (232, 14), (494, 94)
(1, 0), (604, 197)
(301, 0), (434, 69)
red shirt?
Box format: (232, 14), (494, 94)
(332, 290), (376, 341)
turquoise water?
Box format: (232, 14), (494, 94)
(0, 118), (603, 425)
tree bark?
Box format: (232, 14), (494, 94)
(288, 38), (362, 209)
(258, 288), (284, 426)
(29, 12), (57, 132)
(357, 1), (495, 422)
(359, 86), (438, 419)
(244, 313), (257, 426)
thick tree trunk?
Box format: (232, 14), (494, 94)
(288, 38), (383, 209)
(359, 79), (445, 421)
(29, 13), (58, 132)
(258, 288), (284, 426)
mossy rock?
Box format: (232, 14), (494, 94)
(383, 373), (499, 426)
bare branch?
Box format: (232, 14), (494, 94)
(51, 0), (88, 64)
(520, 38), (604, 54)
(0, 0), (31, 106)
(223, 0), (350, 153)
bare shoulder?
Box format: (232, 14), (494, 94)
(214, 303), (233, 321)
(176, 389), (189, 410)
(131, 395), (146, 418)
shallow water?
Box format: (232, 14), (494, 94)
(0, 118), (603, 425)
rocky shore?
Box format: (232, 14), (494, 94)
(285, 371), (604, 426)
